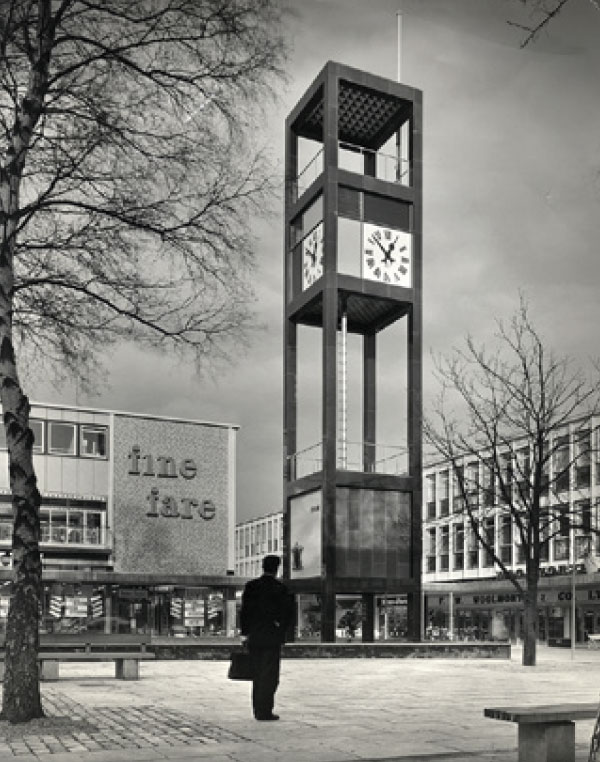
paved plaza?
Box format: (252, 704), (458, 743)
(0, 645), (599, 762)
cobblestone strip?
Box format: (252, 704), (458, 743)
(0, 690), (248, 757)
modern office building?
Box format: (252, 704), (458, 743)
(422, 415), (600, 645)
(234, 512), (284, 577)
(0, 402), (241, 637)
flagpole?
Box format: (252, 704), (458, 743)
(397, 11), (402, 82)
(395, 11), (403, 182)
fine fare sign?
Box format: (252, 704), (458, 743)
(128, 445), (216, 521)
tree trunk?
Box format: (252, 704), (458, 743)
(0, 383), (43, 723)
(0, 178), (43, 720)
(522, 580), (538, 666)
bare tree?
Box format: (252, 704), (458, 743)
(508, 0), (599, 47)
(0, 0), (286, 723)
(425, 297), (599, 667)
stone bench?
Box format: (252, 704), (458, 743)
(484, 702), (598, 762)
(0, 635), (154, 681)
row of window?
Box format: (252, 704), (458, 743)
(426, 460), (596, 521)
(235, 518), (283, 559)
(0, 507), (106, 546)
(0, 420), (108, 459)
(425, 501), (594, 573)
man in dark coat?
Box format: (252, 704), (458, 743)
(240, 554), (294, 721)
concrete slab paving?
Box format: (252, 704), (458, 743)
(0, 645), (599, 761)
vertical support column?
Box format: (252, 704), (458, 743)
(363, 333), (376, 473)
(283, 117), (299, 585)
(407, 90), (424, 643)
(104, 591), (112, 635)
(362, 593), (375, 643)
(224, 587), (237, 637)
(320, 65), (340, 643)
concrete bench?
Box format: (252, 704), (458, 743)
(587, 633), (600, 647)
(484, 702), (598, 762)
(0, 635), (154, 681)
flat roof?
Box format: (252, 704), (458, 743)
(28, 400), (239, 431)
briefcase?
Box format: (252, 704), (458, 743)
(228, 649), (254, 680)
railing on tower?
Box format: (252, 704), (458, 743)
(288, 440), (409, 481)
(291, 141), (412, 203)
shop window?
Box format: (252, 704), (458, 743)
(80, 426), (108, 458)
(48, 422), (76, 456)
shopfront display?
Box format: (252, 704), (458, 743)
(424, 578), (600, 644)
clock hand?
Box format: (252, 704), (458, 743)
(370, 236), (388, 257)
(384, 236), (399, 264)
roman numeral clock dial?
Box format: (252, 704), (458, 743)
(363, 222), (412, 287)
(302, 223), (324, 289)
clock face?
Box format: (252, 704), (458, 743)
(302, 222), (324, 289)
(363, 223), (412, 287)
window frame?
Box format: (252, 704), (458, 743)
(48, 421), (77, 456)
(79, 425), (109, 459)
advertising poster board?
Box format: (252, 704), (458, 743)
(289, 490), (322, 579)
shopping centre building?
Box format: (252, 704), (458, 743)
(0, 402), (241, 637)
(423, 414), (600, 646)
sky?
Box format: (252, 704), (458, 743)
(33, 0), (600, 522)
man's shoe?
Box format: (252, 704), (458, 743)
(256, 713), (279, 721)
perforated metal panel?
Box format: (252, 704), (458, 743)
(298, 80), (408, 150)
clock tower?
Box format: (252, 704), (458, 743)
(283, 62), (422, 642)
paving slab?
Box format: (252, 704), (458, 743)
(0, 645), (599, 761)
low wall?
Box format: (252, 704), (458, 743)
(149, 639), (510, 660)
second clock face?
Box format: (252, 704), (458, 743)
(363, 223), (412, 287)
(302, 223), (324, 289)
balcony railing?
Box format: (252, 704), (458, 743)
(291, 140), (412, 203)
(339, 141), (411, 186)
(288, 439), (409, 481)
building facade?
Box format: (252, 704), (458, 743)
(234, 512), (284, 578)
(422, 415), (600, 645)
(0, 402), (241, 637)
